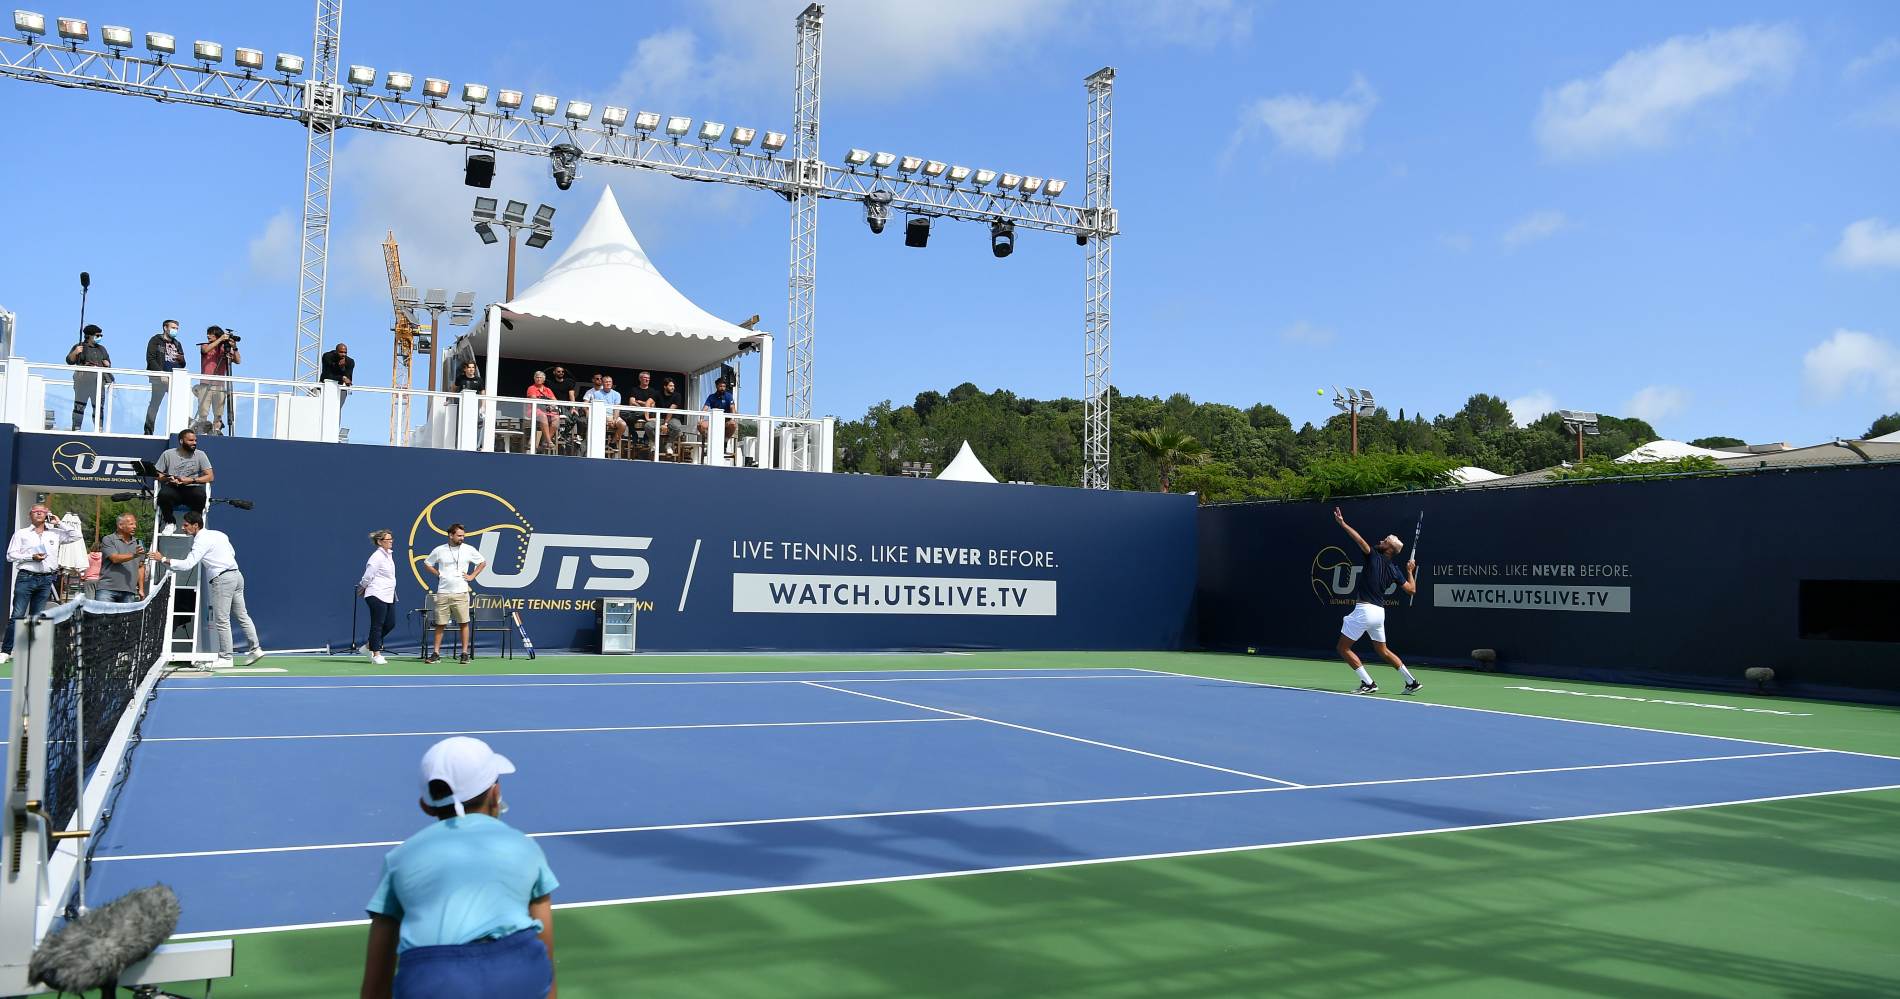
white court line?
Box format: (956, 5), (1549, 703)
(1136, 667), (1900, 764)
(154, 674), (1178, 692)
(677, 539), (701, 613)
(101, 747), (1824, 863)
(166, 775), (1900, 941)
(801, 681), (1306, 788)
(142, 716), (973, 743)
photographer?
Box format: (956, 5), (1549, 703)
(193, 326), (240, 435)
(66, 324), (112, 432)
(155, 429), (214, 534)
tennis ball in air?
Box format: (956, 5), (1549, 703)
(1246, 646), (1257, 654)
(1316, 388), (1324, 395)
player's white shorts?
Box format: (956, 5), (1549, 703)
(1341, 602), (1387, 643)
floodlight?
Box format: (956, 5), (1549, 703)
(347, 64), (374, 87)
(872, 151), (896, 170)
(276, 53), (304, 75)
(947, 165), (971, 183)
(922, 160), (947, 178)
(13, 11), (44, 36)
(760, 131), (787, 152)
(601, 105), (627, 128)
(1021, 176), (1043, 195)
(524, 229), (551, 249)
(472, 196), (498, 220)
(422, 78), (450, 100)
(530, 93), (557, 117)
(729, 126), (756, 147)
(697, 121), (725, 143)
(424, 288), (449, 309)
(898, 155), (923, 174)
(100, 25), (131, 49)
(395, 285), (421, 308)
(564, 99), (592, 122)
(844, 148), (870, 167)
(634, 110), (661, 131)
(533, 204), (555, 226)
(144, 31), (172, 55)
(503, 200), (528, 224)
(495, 89), (522, 110)
(863, 191), (891, 235)
(385, 70), (413, 92)
(998, 173), (1022, 191)
(461, 82), (488, 105)
(905, 216), (930, 248)
(193, 40), (223, 63)
(664, 115), (691, 137)
(54, 16), (83, 42)
(450, 291), (476, 320)
(474, 222), (498, 245)
(972, 168), (997, 187)
(549, 144), (581, 190)
(990, 219), (1015, 258)
(1044, 178), (1067, 198)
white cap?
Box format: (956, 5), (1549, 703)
(419, 736), (515, 815)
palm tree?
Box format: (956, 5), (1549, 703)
(1128, 427), (1210, 492)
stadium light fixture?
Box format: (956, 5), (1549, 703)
(234, 47), (264, 72)
(1559, 410), (1602, 461)
(972, 169), (997, 188)
(495, 89), (523, 111)
(1331, 387), (1378, 454)
(13, 11), (44, 37)
(1044, 178), (1067, 198)
(844, 148), (871, 167)
(664, 115), (692, 137)
(276, 53), (305, 76)
(564, 99), (592, 123)
(461, 82), (489, 105)
(524, 228), (551, 249)
(634, 111), (661, 132)
(998, 172), (1022, 192)
(905, 216), (930, 248)
(530, 93), (558, 117)
(385, 71), (413, 93)
(474, 222), (498, 245)
(922, 160), (947, 178)
(760, 130), (787, 153)
(503, 200), (528, 224)
(449, 291), (477, 325)
(990, 219), (1014, 258)
(472, 197), (498, 221)
(601, 105), (628, 129)
(898, 155), (923, 174)
(533, 204), (555, 226)
(101, 25), (131, 49)
(697, 121), (726, 143)
(347, 64), (374, 87)
(947, 165), (971, 184)
(144, 31), (173, 56)
(730, 126), (756, 147)
(871, 151), (897, 170)
(54, 16), (83, 43)
(395, 285), (421, 308)
(424, 288), (449, 309)
(423, 78), (451, 101)
(1021, 176), (1043, 195)
(193, 40), (223, 64)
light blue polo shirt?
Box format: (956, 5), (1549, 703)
(365, 814), (559, 952)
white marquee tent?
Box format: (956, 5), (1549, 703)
(1614, 439), (1739, 463)
(937, 441), (1000, 483)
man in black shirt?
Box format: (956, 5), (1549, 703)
(1332, 507), (1420, 695)
(320, 342), (356, 406)
(144, 319), (186, 435)
(546, 366), (578, 404)
(66, 324), (112, 431)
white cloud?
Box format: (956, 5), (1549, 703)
(1438, 232), (1473, 252)
(1117, 0), (1254, 46)
(1231, 75), (1378, 161)
(1831, 218), (1900, 269)
(1508, 391), (1557, 425)
(1278, 321), (1335, 347)
(1535, 24), (1801, 158)
(1846, 38), (1900, 79)
(1625, 384), (1688, 422)
(246, 210), (297, 282)
(1803, 329), (1900, 404)
(1501, 210), (1569, 249)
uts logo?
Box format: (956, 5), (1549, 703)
(51, 441), (144, 482)
(1310, 546), (1396, 606)
(408, 489), (652, 593)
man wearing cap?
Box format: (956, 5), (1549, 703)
(66, 324), (112, 431)
(361, 736), (558, 999)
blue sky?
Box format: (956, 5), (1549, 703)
(2, 0), (1898, 445)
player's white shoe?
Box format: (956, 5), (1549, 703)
(244, 648), (266, 666)
(209, 656), (234, 670)
(0, 653), (11, 665)
(1403, 679), (1422, 695)
(1355, 681), (1378, 694)
(370, 652), (387, 665)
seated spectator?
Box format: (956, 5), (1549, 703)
(658, 375), (688, 455)
(547, 366), (579, 404)
(155, 429), (213, 534)
(524, 371), (559, 454)
(697, 376), (738, 448)
(625, 371), (660, 452)
(584, 375), (626, 450)
(360, 737), (558, 999)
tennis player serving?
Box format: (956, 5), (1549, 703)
(1332, 507), (1421, 695)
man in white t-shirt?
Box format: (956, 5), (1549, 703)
(424, 523), (486, 665)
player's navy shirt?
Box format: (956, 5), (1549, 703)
(1356, 550), (1405, 604)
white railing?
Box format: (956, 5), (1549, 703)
(0, 359), (834, 472)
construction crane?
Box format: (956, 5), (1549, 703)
(382, 230), (418, 444)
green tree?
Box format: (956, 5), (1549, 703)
(1690, 436), (1745, 449)
(1866, 413), (1900, 439)
(1126, 427), (1210, 493)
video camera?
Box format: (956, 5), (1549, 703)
(221, 330), (241, 344)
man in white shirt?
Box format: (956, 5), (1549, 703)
(424, 523), (486, 665)
(3, 504), (82, 663)
(150, 511), (262, 668)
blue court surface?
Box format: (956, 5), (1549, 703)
(83, 666), (1900, 936)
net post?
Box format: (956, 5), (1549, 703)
(0, 614), (58, 992)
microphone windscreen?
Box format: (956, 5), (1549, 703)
(30, 884), (181, 992)
(79, 271), (91, 289)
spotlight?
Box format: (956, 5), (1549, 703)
(844, 148), (870, 167)
(601, 105), (628, 129)
(13, 11), (44, 36)
(496, 89), (523, 111)
(144, 32), (174, 56)
(423, 78), (451, 101)
(101, 25), (131, 49)
(998, 172), (1022, 192)
(549, 144), (581, 190)
(947, 165), (971, 184)
(898, 155), (923, 174)
(864, 191), (891, 235)
(729, 126), (756, 147)
(193, 40), (223, 64)
(525, 229), (551, 249)
(633, 111), (661, 132)
(990, 219), (1015, 258)
(1044, 178), (1067, 198)
(1021, 176), (1043, 195)
(564, 99), (592, 122)
(464, 150), (496, 189)
(664, 115), (691, 138)
(233, 47), (265, 71)
(461, 82), (489, 105)
(905, 216), (930, 248)
(973, 169), (997, 188)
(276, 53), (304, 76)
(533, 204), (555, 226)
(474, 222), (498, 245)
(697, 121), (725, 143)
(347, 64), (374, 88)
(472, 196), (498, 220)
(54, 17), (84, 43)
(922, 160), (947, 178)
(503, 200), (528, 224)
(760, 131), (787, 153)
(385, 70), (413, 93)
(872, 151), (896, 170)
(530, 93), (558, 117)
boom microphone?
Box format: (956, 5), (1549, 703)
(79, 271), (90, 290)
(29, 884), (180, 995)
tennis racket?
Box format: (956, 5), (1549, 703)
(1408, 511), (1424, 606)
(510, 610), (537, 660)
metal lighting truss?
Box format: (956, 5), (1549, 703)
(0, 4), (1120, 484)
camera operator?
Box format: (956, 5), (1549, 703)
(155, 429), (214, 534)
(65, 324), (112, 432)
(193, 326), (240, 434)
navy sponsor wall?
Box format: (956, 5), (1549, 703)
(10, 433), (1196, 653)
(1198, 463), (1900, 703)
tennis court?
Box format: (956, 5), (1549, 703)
(80, 661), (1900, 948)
